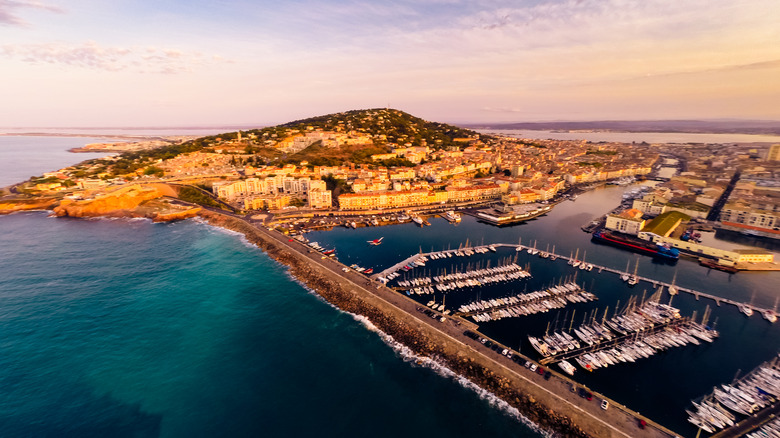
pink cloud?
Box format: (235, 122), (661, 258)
(0, 0), (63, 26)
(1, 41), (225, 73)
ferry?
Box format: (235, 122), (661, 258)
(443, 210), (462, 223)
(591, 230), (679, 260)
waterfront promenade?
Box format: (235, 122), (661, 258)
(204, 210), (681, 438)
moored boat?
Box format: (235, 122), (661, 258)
(558, 360), (576, 376)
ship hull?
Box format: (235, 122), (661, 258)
(592, 231), (679, 260)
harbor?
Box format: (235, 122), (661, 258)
(305, 182), (780, 437)
(375, 242), (779, 318)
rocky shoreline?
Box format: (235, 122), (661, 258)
(198, 210), (591, 438)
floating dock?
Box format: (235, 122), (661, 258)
(376, 242), (777, 317)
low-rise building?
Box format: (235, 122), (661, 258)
(605, 208), (646, 235)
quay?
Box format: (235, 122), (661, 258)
(377, 242), (776, 316)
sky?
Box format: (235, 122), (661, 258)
(1, 0), (779, 127)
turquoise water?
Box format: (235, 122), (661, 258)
(0, 137), (540, 437)
(4, 135), (779, 437)
(0, 214), (540, 437)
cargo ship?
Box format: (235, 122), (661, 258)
(591, 230), (679, 260)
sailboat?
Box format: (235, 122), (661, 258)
(627, 260), (639, 286)
(668, 270), (679, 296)
(620, 260), (631, 282)
(762, 297), (778, 323)
(740, 292), (755, 317)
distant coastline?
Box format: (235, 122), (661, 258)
(464, 119), (780, 136)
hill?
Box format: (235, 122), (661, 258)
(95, 109), (482, 174)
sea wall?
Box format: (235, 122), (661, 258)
(198, 210), (593, 437)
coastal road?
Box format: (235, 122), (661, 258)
(231, 213), (679, 438)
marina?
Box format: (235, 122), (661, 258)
(375, 242), (779, 317)
(688, 356), (780, 435)
(301, 182), (780, 437)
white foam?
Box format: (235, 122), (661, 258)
(194, 219), (550, 436)
(347, 312), (551, 437)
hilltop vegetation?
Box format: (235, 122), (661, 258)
(90, 109), (481, 177)
(271, 108), (479, 148)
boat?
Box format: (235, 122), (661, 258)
(367, 237), (384, 246)
(558, 360), (576, 376)
(443, 210), (462, 223)
(763, 298), (779, 323)
(668, 270), (678, 296)
(411, 215), (424, 226)
(363, 268), (374, 275)
(699, 258), (739, 273)
(322, 249), (336, 255)
(527, 336), (550, 357)
(627, 260), (639, 286)
(592, 230), (679, 260)
(739, 304), (753, 317)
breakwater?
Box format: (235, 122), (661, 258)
(197, 210), (598, 437)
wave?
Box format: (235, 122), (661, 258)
(286, 273), (550, 438)
(348, 312), (552, 438)
(194, 218), (549, 436)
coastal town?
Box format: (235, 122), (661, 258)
(3, 109), (779, 270)
(2, 109), (780, 438)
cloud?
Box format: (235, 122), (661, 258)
(0, 0), (63, 26)
(1, 41), (226, 73)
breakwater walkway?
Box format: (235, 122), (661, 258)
(375, 242), (773, 316)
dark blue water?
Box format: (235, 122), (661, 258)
(305, 186), (780, 436)
(0, 213), (541, 437)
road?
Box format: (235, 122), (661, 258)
(219, 211), (681, 438)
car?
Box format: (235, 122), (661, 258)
(511, 356), (522, 364)
(529, 364), (538, 372)
(536, 367), (545, 375)
(601, 400), (609, 410)
(524, 361), (532, 369)
(637, 419), (646, 429)
(491, 344), (501, 352)
(544, 371), (552, 380)
(570, 385), (576, 393)
(501, 349), (509, 356)
(480, 338), (487, 344)
(484, 340), (494, 348)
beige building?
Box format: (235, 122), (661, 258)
(605, 209), (646, 235)
(767, 144), (780, 161)
(308, 189), (332, 209)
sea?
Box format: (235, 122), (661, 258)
(0, 136), (540, 437)
(2, 133), (779, 437)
